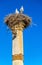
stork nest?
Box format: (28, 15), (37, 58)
(5, 13), (31, 29)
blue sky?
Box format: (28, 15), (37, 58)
(0, 0), (42, 65)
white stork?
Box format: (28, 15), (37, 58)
(20, 6), (24, 13)
(15, 8), (19, 14)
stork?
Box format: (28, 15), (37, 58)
(15, 8), (19, 14)
(20, 6), (24, 13)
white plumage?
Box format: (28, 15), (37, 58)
(20, 6), (24, 13)
(15, 9), (19, 14)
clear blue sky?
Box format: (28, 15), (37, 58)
(0, 0), (42, 65)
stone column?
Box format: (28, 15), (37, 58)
(12, 25), (24, 65)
